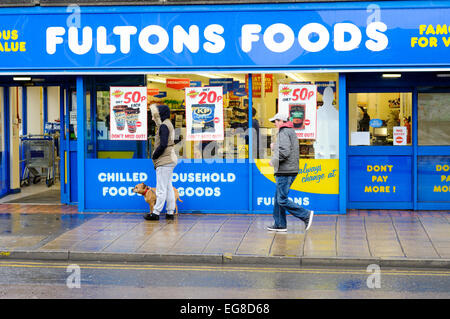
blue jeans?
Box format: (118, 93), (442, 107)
(273, 175), (311, 228)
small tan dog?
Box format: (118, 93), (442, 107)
(133, 182), (182, 215)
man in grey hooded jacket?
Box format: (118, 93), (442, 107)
(268, 112), (314, 232)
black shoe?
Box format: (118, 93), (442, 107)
(166, 214), (175, 220)
(144, 213), (159, 221)
(266, 224), (287, 232)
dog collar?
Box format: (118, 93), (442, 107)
(143, 187), (149, 196)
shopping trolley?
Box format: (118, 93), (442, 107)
(20, 135), (55, 187)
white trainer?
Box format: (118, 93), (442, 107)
(305, 210), (314, 231)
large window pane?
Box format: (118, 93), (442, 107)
(349, 92), (412, 146)
(418, 93), (450, 145)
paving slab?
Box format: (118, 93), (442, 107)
(0, 204), (450, 268)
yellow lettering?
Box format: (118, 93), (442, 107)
(419, 25), (427, 35)
(426, 24), (435, 35)
(419, 37), (429, 47)
(411, 37), (418, 47)
(430, 37), (438, 47)
(443, 37), (450, 47)
(19, 42), (26, 52)
(436, 25), (448, 35)
(11, 30), (18, 41)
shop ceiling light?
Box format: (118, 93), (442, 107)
(436, 73), (450, 77)
(13, 76), (31, 81)
(195, 73), (228, 79)
(286, 73), (302, 82)
(382, 73), (401, 78)
(147, 76), (166, 84)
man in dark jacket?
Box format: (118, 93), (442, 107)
(268, 112), (314, 232)
(144, 104), (178, 221)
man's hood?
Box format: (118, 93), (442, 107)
(150, 104), (171, 125)
(279, 121), (294, 128)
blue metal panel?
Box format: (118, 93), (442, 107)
(417, 156), (450, 202)
(348, 155), (413, 202)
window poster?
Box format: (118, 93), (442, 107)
(278, 84), (317, 139)
(185, 86), (224, 141)
(110, 86), (148, 140)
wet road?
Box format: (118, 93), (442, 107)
(0, 260), (449, 299)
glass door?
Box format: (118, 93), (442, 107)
(60, 86), (78, 204)
(347, 91), (414, 209)
(417, 90), (450, 209)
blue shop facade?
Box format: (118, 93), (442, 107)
(0, 1), (450, 214)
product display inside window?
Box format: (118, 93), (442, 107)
(348, 92), (412, 146)
(94, 72), (338, 160)
(146, 73), (338, 160)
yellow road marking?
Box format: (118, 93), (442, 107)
(0, 260), (449, 277)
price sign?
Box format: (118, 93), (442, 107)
(278, 84), (317, 139)
(185, 86), (224, 141)
(110, 86), (147, 140)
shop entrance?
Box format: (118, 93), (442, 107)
(347, 90), (413, 209)
(0, 76), (77, 205)
(346, 72), (450, 211)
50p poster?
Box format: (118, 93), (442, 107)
(110, 86), (148, 140)
(278, 84), (317, 139)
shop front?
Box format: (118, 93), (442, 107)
(1, 1), (450, 213)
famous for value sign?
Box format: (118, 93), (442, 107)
(278, 84), (317, 139)
(110, 86), (147, 140)
(185, 86), (224, 141)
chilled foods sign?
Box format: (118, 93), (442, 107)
(110, 86), (147, 140)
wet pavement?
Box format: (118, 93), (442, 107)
(0, 204), (450, 268)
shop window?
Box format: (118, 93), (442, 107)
(349, 92), (412, 146)
(418, 93), (450, 146)
(147, 73), (252, 161)
(145, 72), (338, 161)
(92, 73), (338, 160)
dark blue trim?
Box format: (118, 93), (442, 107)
(348, 202), (414, 209)
(1, 1), (449, 15)
(248, 74), (253, 213)
(76, 76), (86, 212)
(43, 87), (48, 129)
(348, 146), (413, 156)
(418, 146), (450, 155)
(339, 73), (347, 215)
(3, 88), (10, 195)
(21, 87), (27, 136)
(412, 89), (418, 210)
(59, 86), (67, 205)
(417, 202), (450, 210)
